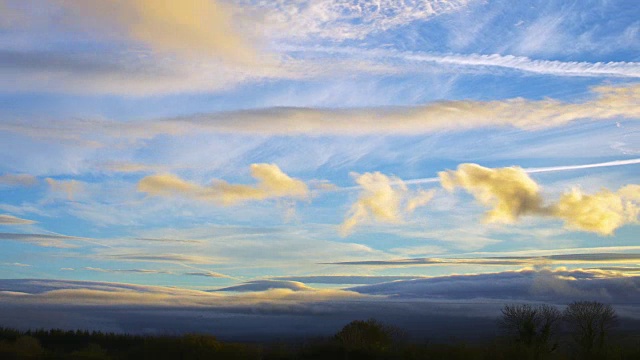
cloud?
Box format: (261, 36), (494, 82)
(0, 279), (363, 307)
(0, 174), (37, 187)
(348, 268), (640, 304)
(55, 0), (257, 64)
(102, 253), (218, 265)
(45, 178), (84, 201)
(0, 214), (35, 225)
(178, 84), (640, 135)
(324, 252), (640, 267)
(216, 280), (310, 292)
(84, 267), (172, 275)
(184, 271), (229, 279)
(439, 163), (543, 223)
(440, 163), (640, 235)
(400, 50), (640, 78)
(3, 84), (639, 138)
(257, 0), (471, 41)
(341, 172), (434, 235)
(1, 262), (31, 267)
(138, 163), (309, 205)
(272, 276), (430, 285)
(0, 232), (81, 248)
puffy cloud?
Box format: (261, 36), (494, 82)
(0, 174), (37, 187)
(340, 172), (434, 235)
(552, 185), (640, 235)
(0, 214), (35, 225)
(440, 164), (640, 235)
(439, 163), (544, 223)
(138, 163), (309, 205)
(56, 0), (257, 64)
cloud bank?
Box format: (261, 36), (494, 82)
(138, 163), (309, 205)
(440, 164), (640, 235)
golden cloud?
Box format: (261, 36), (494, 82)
(138, 163), (309, 205)
(341, 172), (434, 235)
(58, 0), (256, 64)
(440, 164), (640, 235)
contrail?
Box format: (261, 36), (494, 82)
(525, 158), (640, 174)
(330, 158), (640, 192)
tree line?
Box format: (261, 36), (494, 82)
(0, 301), (638, 359)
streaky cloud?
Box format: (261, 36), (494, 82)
(324, 252), (640, 267)
(138, 163), (309, 205)
(0, 214), (36, 225)
(0, 232), (83, 248)
(84, 267), (172, 275)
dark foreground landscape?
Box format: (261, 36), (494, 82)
(1, 302), (639, 360)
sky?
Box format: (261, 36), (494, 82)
(0, 0), (639, 337)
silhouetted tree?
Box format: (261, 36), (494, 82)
(500, 304), (561, 359)
(335, 318), (406, 356)
(564, 301), (617, 359)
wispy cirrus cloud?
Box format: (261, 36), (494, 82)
(255, 0), (473, 41)
(138, 163), (309, 205)
(440, 163), (640, 235)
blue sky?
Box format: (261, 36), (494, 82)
(0, 0), (639, 333)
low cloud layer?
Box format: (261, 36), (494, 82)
(138, 163), (309, 205)
(440, 164), (640, 235)
(348, 268), (640, 304)
(341, 172), (434, 235)
(216, 280), (310, 292)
